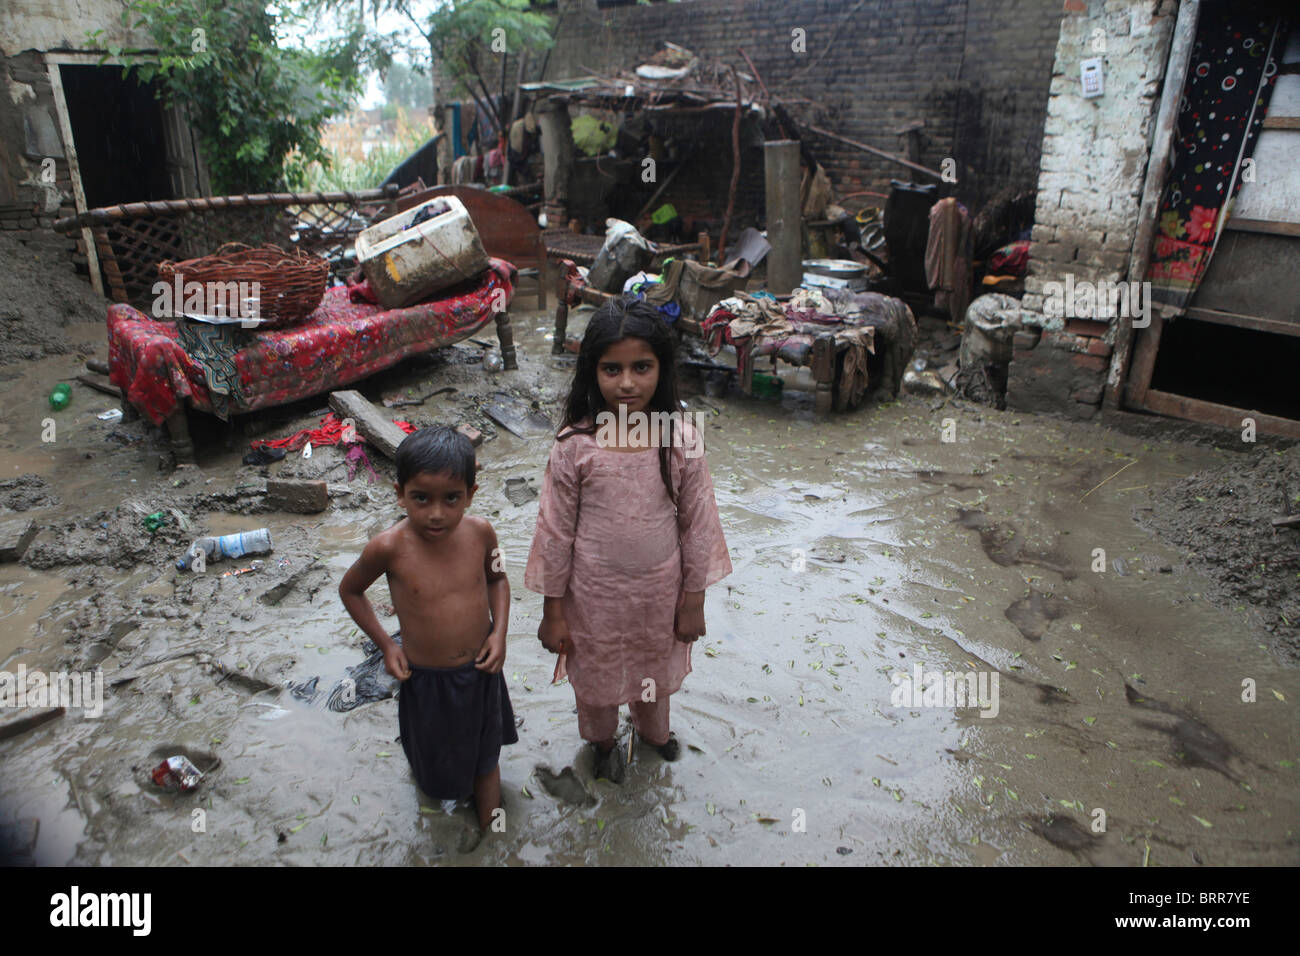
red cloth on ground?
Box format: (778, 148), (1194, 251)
(249, 412), (416, 453)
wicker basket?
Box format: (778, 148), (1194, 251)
(158, 242), (329, 327)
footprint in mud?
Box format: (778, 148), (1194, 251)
(1004, 588), (1064, 641)
(1026, 813), (1094, 853)
(955, 509), (1075, 579)
(913, 469), (979, 492)
(534, 766), (596, 807)
(1124, 683), (1240, 782)
(999, 668), (1073, 704)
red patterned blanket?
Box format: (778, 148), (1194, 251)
(108, 259), (514, 424)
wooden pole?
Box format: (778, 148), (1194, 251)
(52, 187), (399, 234)
(536, 97), (574, 223)
(764, 140), (802, 295)
(718, 68), (744, 263)
(804, 123), (943, 180)
(510, 50), (529, 125)
(1106, 0), (1201, 409)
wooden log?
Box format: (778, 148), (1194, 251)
(76, 374), (122, 398)
(1271, 515), (1300, 529)
(0, 707), (64, 742)
(328, 390), (410, 459)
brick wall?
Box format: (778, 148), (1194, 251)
(2, 0), (153, 278)
(1, 51), (79, 253)
(956, 0), (1071, 207)
(454, 0), (1063, 213)
(1010, 0), (1176, 420)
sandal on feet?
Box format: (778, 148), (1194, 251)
(592, 741), (626, 783)
(651, 732), (680, 762)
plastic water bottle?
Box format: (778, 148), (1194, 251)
(176, 528), (273, 571)
(49, 383), (71, 410)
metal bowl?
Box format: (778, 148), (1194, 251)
(801, 258), (868, 279)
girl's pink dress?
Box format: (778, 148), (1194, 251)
(524, 422), (732, 707)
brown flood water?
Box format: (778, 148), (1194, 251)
(1, 311), (1296, 866)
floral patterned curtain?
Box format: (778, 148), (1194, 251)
(1147, 6), (1290, 312)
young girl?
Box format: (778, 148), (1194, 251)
(524, 296), (732, 782)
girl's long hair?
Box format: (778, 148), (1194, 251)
(558, 295), (683, 505)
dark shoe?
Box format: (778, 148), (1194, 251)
(592, 741), (626, 783)
(654, 732), (680, 762)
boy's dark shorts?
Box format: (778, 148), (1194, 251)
(398, 659), (518, 801)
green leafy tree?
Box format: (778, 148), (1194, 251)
(382, 60), (432, 112)
(95, 0), (386, 193)
(381, 0), (554, 132)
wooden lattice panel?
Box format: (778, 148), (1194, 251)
(53, 189), (399, 309)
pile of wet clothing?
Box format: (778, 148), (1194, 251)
(701, 287), (915, 409)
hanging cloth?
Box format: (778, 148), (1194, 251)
(1146, 10), (1290, 313)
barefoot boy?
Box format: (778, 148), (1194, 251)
(339, 426), (515, 831)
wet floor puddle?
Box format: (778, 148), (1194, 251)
(1, 315), (1297, 866)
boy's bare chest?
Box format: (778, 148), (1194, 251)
(387, 538), (487, 600)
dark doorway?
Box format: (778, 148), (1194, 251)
(58, 64), (173, 209)
(1150, 317), (1300, 421)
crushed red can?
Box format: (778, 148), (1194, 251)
(151, 755), (204, 792)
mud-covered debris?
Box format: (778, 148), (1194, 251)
(504, 477), (538, 506)
(0, 519), (39, 562)
(257, 558), (326, 606)
(1136, 445), (1300, 663)
(207, 659), (280, 694)
(0, 474), (59, 513)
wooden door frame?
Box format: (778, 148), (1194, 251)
(45, 53), (115, 296)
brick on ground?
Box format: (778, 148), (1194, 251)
(0, 519), (38, 563)
(266, 479), (329, 514)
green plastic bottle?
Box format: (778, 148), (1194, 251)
(49, 383), (71, 411)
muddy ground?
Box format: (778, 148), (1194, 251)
(0, 233), (106, 367)
(0, 285), (1297, 866)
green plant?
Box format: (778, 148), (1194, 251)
(93, 0), (381, 194)
(296, 106), (437, 192)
